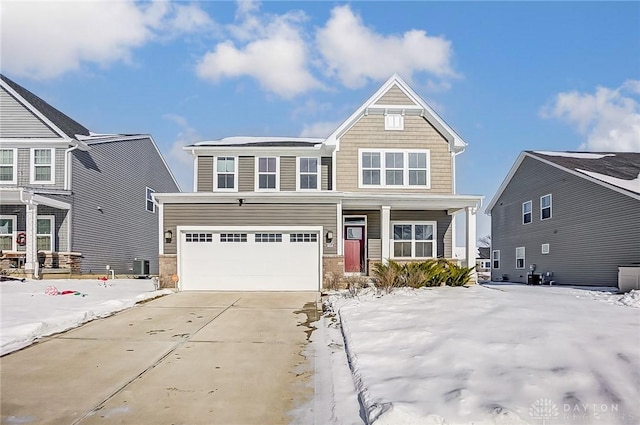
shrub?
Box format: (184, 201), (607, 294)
(371, 260), (403, 294)
(343, 275), (368, 297)
(446, 264), (476, 286)
(403, 261), (426, 288)
(372, 259), (475, 290)
(324, 271), (343, 291)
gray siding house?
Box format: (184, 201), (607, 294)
(154, 74), (483, 291)
(0, 74), (180, 276)
(486, 151), (640, 286)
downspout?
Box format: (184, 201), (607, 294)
(64, 142), (81, 191)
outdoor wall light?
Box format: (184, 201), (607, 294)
(164, 229), (173, 243)
(325, 230), (334, 243)
(238, 198), (244, 206)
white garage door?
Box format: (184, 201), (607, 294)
(178, 228), (321, 291)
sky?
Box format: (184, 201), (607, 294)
(1, 0), (639, 242)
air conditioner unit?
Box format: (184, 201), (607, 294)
(133, 259), (150, 276)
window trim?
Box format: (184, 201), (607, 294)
(30, 148), (55, 185)
(384, 114), (404, 131)
(492, 249), (500, 269)
(0, 148), (18, 185)
(255, 156), (280, 191)
(358, 149), (430, 189)
(0, 215), (17, 251)
(522, 200), (532, 225)
(214, 156), (238, 192)
(296, 157), (321, 191)
(390, 221), (437, 259)
(516, 247), (525, 269)
(36, 215), (54, 252)
(541, 194), (552, 220)
(541, 243), (550, 255)
(145, 187), (155, 213)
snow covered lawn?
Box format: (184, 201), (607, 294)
(1, 278), (172, 356)
(325, 284), (640, 425)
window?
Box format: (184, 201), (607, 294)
(384, 114), (404, 130)
(185, 233), (213, 243)
(145, 187), (155, 212)
(298, 158), (319, 190)
(0, 215), (16, 251)
(36, 216), (54, 251)
(516, 247), (525, 269)
(257, 157), (278, 190)
(30, 148), (54, 184)
(220, 233), (247, 242)
(255, 233), (282, 243)
(215, 157), (236, 190)
(0, 149), (17, 184)
(541, 243), (550, 254)
(522, 201), (532, 224)
(492, 250), (500, 269)
(291, 233), (318, 242)
(360, 149), (429, 188)
(541, 194), (552, 220)
(392, 222), (436, 259)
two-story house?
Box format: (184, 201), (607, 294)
(0, 74), (180, 277)
(154, 74), (483, 290)
(486, 151), (640, 286)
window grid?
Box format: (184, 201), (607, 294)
(257, 157), (277, 189)
(146, 187), (155, 212)
(0, 216), (16, 251)
(385, 152), (404, 186)
(216, 157), (236, 190)
(360, 150), (429, 187)
(522, 201), (532, 224)
(516, 247), (525, 269)
(362, 152), (381, 185)
(185, 233), (213, 243)
(255, 233), (282, 243)
(492, 250), (500, 269)
(299, 158), (319, 190)
(220, 233), (247, 243)
(541, 194), (552, 220)
(31, 148), (54, 184)
(36, 216), (54, 251)
(0, 149), (16, 183)
(290, 233), (318, 243)
(392, 222), (435, 259)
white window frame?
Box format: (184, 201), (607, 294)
(541, 194), (552, 220)
(36, 215), (54, 252)
(384, 114), (404, 131)
(255, 156), (280, 191)
(391, 221), (437, 259)
(214, 156), (238, 192)
(145, 187), (155, 213)
(492, 249), (500, 269)
(522, 200), (532, 225)
(0, 148), (17, 185)
(361, 152), (381, 186)
(541, 243), (550, 254)
(516, 247), (525, 269)
(358, 149), (430, 189)
(30, 148), (55, 184)
(296, 157), (320, 191)
(0, 215), (17, 251)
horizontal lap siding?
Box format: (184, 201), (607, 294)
(321, 157), (332, 190)
(238, 156), (254, 192)
(374, 85), (416, 106)
(390, 210), (453, 258)
(0, 87), (58, 138)
(368, 239), (382, 259)
(336, 115), (452, 193)
(14, 148), (65, 190)
(280, 156), (296, 191)
(163, 203), (338, 255)
(343, 209), (381, 238)
(491, 157), (640, 285)
(197, 157), (213, 192)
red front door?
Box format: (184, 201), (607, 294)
(344, 226), (364, 272)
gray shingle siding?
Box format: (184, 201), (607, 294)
(14, 147), (66, 189)
(490, 156), (640, 286)
(71, 138), (179, 274)
(0, 87), (59, 138)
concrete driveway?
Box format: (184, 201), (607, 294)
(1, 291), (319, 425)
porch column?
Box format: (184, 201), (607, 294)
(465, 206), (477, 279)
(24, 202), (38, 278)
(381, 205), (391, 264)
(336, 201), (343, 255)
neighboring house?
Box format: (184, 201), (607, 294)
(0, 74), (180, 276)
(154, 74), (483, 291)
(486, 151), (640, 286)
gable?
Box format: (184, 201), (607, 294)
(0, 86), (59, 138)
(373, 84), (417, 106)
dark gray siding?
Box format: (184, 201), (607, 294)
(163, 203), (337, 255)
(0, 204), (68, 252)
(390, 210), (453, 258)
(71, 138), (179, 274)
(280, 156), (296, 191)
(0, 87), (58, 138)
(197, 156), (213, 192)
(490, 156), (640, 285)
(321, 157), (332, 191)
(14, 147), (66, 190)
(238, 156), (254, 192)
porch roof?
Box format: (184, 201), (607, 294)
(0, 188), (71, 210)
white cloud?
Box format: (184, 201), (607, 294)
(196, 4), (320, 98)
(316, 5), (457, 89)
(299, 120), (341, 138)
(0, 1), (213, 80)
(163, 113), (199, 192)
(541, 81), (640, 152)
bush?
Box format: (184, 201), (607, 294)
(343, 275), (368, 297)
(324, 271), (343, 291)
(371, 260), (403, 294)
(371, 259), (475, 290)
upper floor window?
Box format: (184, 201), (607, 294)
(492, 250), (500, 269)
(516, 247), (525, 269)
(298, 157), (319, 190)
(0, 215), (16, 251)
(31, 148), (54, 184)
(522, 201), (532, 224)
(145, 187), (155, 213)
(215, 157), (236, 190)
(0, 149), (17, 184)
(359, 149), (430, 188)
(541, 194), (552, 220)
(256, 157), (278, 190)
(384, 114), (404, 131)
(37, 216), (54, 251)
(392, 222), (436, 259)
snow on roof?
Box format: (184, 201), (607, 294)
(533, 151), (615, 159)
(193, 136), (325, 147)
(576, 169), (640, 194)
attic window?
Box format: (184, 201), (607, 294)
(385, 114), (404, 131)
